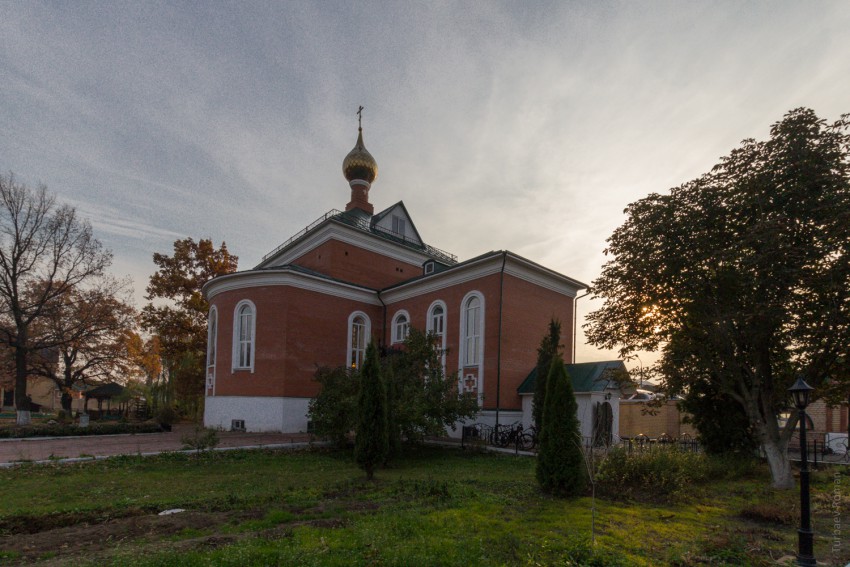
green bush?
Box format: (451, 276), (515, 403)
(595, 447), (754, 501)
(155, 405), (178, 428)
(307, 366), (359, 448)
(181, 426), (220, 452)
(0, 421), (164, 439)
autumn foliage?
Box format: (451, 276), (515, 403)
(141, 238), (237, 415)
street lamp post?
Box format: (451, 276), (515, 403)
(789, 377), (816, 567)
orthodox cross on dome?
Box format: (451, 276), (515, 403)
(343, 106), (378, 214)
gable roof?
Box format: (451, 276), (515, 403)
(517, 360), (628, 394)
(83, 382), (126, 400)
(370, 201), (425, 245)
(256, 207), (457, 269)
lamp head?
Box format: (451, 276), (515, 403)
(788, 376), (814, 410)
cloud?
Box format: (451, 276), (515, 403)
(1, 1), (848, 365)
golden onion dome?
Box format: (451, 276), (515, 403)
(342, 128), (378, 184)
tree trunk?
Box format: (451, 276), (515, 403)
(61, 391), (73, 413)
(14, 334), (30, 426)
(762, 438), (794, 489)
(61, 363), (74, 413)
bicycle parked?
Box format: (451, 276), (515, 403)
(488, 422), (535, 451)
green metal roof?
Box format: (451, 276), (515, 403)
(517, 360), (627, 394)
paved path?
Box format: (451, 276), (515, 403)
(0, 424), (315, 465)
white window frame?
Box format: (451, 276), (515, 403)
(232, 300), (256, 372)
(426, 300), (447, 369)
(392, 215), (406, 237)
(206, 306), (218, 390)
(347, 311), (371, 370)
(459, 291), (484, 367)
(391, 310), (410, 344)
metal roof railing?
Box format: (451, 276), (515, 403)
(261, 209), (458, 265)
(261, 209), (344, 262)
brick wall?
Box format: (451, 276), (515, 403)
(210, 285), (382, 399)
(293, 240), (421, 289)
(805, 399), (848, 440)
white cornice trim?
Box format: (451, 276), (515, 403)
(381, 252), (586, 304)
(502, 253), (587, 297)
(257, 221), (433, 269)
(381, 255), (504, 304)
(204, 270), (381, 305)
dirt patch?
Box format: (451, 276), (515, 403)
(1, 501), (372, 565)
(1, 511), (229, 564)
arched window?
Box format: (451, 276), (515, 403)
(206, 306), (218, 387)
(232, 300), (256, 372)
(427, 300), (447, 357)
(460, 293), (483, 366)
(391, 310), (410, 344)
(347, 312), (371, 369)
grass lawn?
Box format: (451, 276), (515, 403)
(0, 446), (846, 566)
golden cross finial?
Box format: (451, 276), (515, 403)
(357, 105), (364, 131)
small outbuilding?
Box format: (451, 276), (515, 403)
(518, 360), (626, 445)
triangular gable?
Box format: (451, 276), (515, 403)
(370, 201), (423, 245)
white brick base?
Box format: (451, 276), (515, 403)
(204, 396), (310, 433)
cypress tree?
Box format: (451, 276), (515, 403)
(354, 341), (388, 480)
(532, 319), (561, 430)
(536, 357), (586, 497)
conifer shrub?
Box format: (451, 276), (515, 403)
(532, 319), (561, 430)
(536, 358), (586, 497)
(354, 342), (388, 480)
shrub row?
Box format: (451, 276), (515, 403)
(595, 447), (756, 501)
(0, 421), (165, 439)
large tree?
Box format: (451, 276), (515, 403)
(586, 108), (850, 488)
(141, 238), (237, 414)
(29, 278), (136, 412)
(0, 174), (112, 424)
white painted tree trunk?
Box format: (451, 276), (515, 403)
(16, 409), (31, 426)
(762, 438), (794, 490)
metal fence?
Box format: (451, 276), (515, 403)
(460, 423), (702, 455)
(786, 437), (850, 466)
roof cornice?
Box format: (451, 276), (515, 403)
(381, 251), (587, 304)
(203, 268), (381, 305)
(256, 220), (435, 269)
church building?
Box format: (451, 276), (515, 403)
(202, 122), (588, 434)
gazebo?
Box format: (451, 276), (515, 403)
(83, 382), (127, 416)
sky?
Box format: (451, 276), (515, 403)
(1, 1), (849, 367)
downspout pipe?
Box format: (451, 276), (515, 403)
(495, 251), (508, 430)
(573, 290), (591, 363)
(377, 290), (387, 351)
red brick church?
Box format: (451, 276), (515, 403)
(202, 123), (588, 433)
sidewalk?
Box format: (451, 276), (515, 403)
(0, 424), (315, 465)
